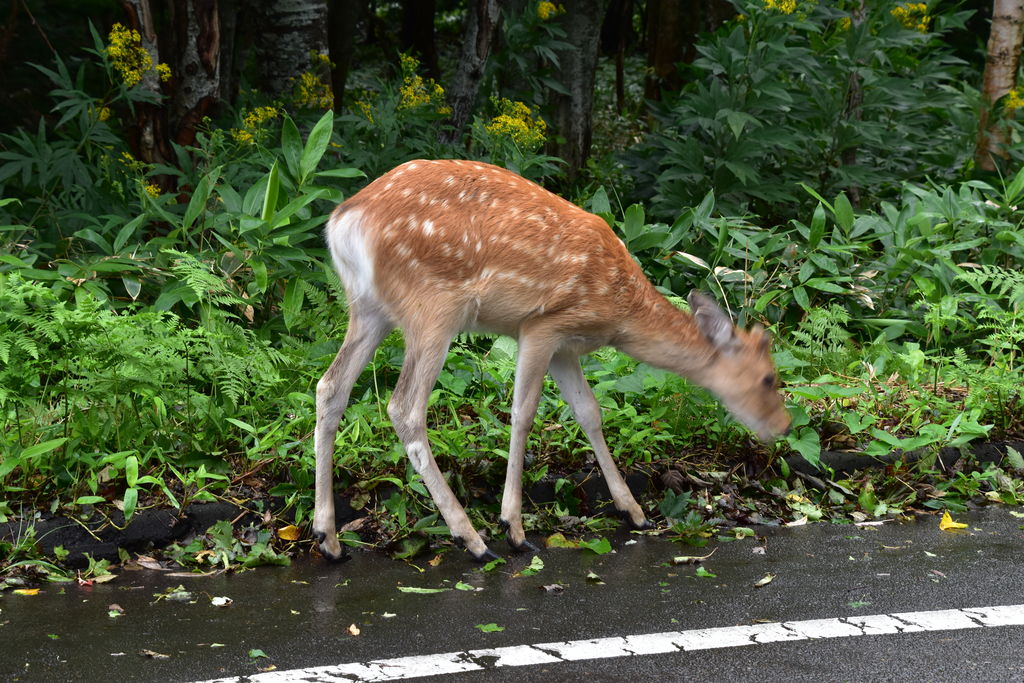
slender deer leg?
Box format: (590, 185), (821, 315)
(548, 352), (650, 529)
(500, 334), (557, 552)
(388, 331), (498, 561)
(313, 305), (394, 560)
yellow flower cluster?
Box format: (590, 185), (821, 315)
(294, 71), (334, 109)
(398, 53), (451, 114)
(232, 106), (280, 145)
(537, 1), (563, 20)
(891, 3), (930, 32)
(293, 52), (334, 109)
(97, 105), (112, 121)
(355, 99), (374, 123)
(837, 16), (852, 31)
(106, 23), (171, 87)
(485, 99), (547, 149)
(1005, 89), (1024, 111)
(763, 0), (796, 14)
(144, 182), (161, 198)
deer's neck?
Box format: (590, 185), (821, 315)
(615, 288), (718, 383)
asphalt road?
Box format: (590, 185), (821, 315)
(2, 506), (1023, 682)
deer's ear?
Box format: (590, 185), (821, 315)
(688, 291), (736, 351)
(752, 324), (772, 352)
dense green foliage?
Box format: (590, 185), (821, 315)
(2, 1), (1023, 573)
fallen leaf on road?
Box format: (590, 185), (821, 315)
(454, 581), (480, 592)
(210, 596), (232, 608)
(694, 566), (717, 578)
(939, 511), (968, 531)
(248, 649), (268, 659)
(13, 588), (40, 596)
(545, 532), (579, 549)
(579, 537), (613, 555)
(348, 624), (360, 636)
(108, 603), (125, 618)
(585, 571), (605, 585)
(671, 549), (716, 565)
(141, 649), (170, 659)
(753, 573), (775, 588)
(541, 583), (566, 593)
(480, 557), (506, 572)
(515, 556), (544, 578)
(785, 516), (808, 527)
(277, 525), (301, 541)
(475, 623), (504, 632)
(397, 586), (449, 594)
(428, 554), (443, 567)
(134, 555), (169, 571)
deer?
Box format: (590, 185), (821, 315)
(312, 159), (791, 562)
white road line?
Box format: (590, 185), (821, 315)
(197, 604), (1024, 683)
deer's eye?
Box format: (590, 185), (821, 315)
(762, 374), (776, 389)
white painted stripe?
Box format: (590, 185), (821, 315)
(196, 604), (1024, 683)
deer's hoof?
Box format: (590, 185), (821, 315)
(314, 530), (347, 562)
(472, 546), (502, 564)
(620, 511), (655, 531)
(508, 537), (539, 554)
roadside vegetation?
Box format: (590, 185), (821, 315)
(2, 1), (1023, 581)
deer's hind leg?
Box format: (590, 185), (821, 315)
(313, 304), (394, 561)
(387, 328), (498, 562)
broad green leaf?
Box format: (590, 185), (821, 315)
(20, 438), (68, 460)
(125, 455), (139, 488)
(316, 167), (366, 179)
(621, 203), (645, 243)
(281, 116), (302, 180)
(834, 192), (854, 233)
(113, 214), (146, 253)
(282, 277), (304, 330)
(122, 487), (138, 522)
(261, 161), (280, 221)
(183, 167), (219, 231)
(299, 110), (334, 185)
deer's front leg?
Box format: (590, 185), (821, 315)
(548, 352), (650, 530)
(500, 334), (557, 553)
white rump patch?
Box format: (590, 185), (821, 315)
(325, 208), (376, 304)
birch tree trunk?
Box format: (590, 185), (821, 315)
(168, 0), (221, 147)
(548, 0), (610, 184)
(120, 0), (170, 165)
(441, 0), (501, 144)
(252, 0), (329, 98)
(975, 0), (1024, 172)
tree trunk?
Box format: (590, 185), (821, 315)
(839, 0), (865, 207)
(400, 0), (439, 80)
(119, 0), (171, 166)
(601, 0), (634, 114)
(441, 0), (501, 144)
(168, 0), (221, 147)
(644, 0), (731, 101)
(252, 0), (329, 98)
(327, 0), (364, 105)
(975, 0), (1024, 172)
(548, 0), (610, 184)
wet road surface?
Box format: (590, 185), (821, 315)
(2, 506), (1023, 682)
